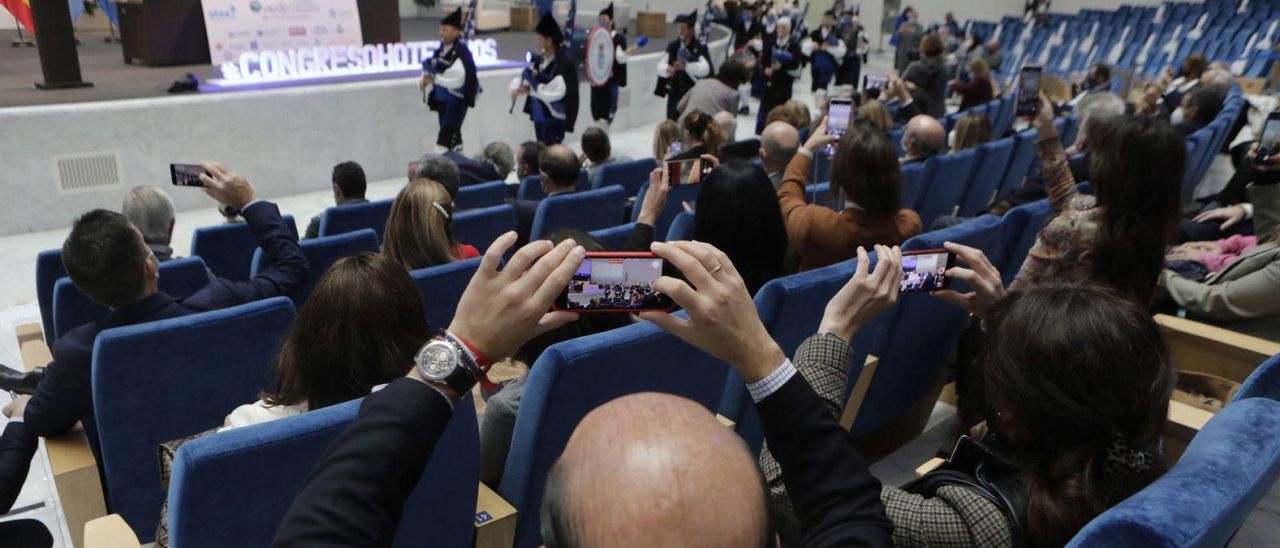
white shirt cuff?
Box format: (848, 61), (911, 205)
(797, 147), (814, 159)
(747, 359), (797, 403)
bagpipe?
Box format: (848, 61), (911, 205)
(510, 51), (546, 113)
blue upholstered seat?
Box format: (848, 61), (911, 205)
(900, 161), (931, 212)
(592, 158), (657, 198)
(997, 199), (1054, 286)
(498, 321), (731, 547)
(959, 138), (1016, 217)
(409, 257), (480, 330)
(518, 171), (590, 201)
(51, 257), (213, 342)
(1235, 352), (1280, 404)
(588, 223), (637, 250)
(665, 210), (696, 241)
(92, 297), (296, 542)
(166, 396), (479, 548)
(36, 248), (66, 344)
(191, 215), (299, 282)
(455, 180), (509, 210)
(998, 129), (1039, 198)
(317, 198), (394, 242)
(455, 204), (517, 254)
(631, 181), (702, 241)
(250, 229), (379, 306)
(529, 186), (626, 241)
(918, 149), (979, 227)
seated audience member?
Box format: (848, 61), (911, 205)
(580, 127), (631, 182)
(901, 114), (946, 164)
(1133, 82), (1166, 118)
(760, 121), (801, 188)
(304, 161), (369, 239)
(652, 119), (683, 159)
(1171, 86), (1224, 136)
(949, 58), (994, 112)
(473, 141), (516, 183)
(980, 37), (1003, 72)
(383, 178), (479, 270)
(516, 141), (548, 180)
(446, 144), (507, 187)
(1182, 157), (1272, 241)
(1160, 53), (1207, 115)
(122, 185), (177, 261)
(694, 160), (788, 293)
(676, 59), (750, 125)
(950, 113), (991, 151)
(857, 99), (894, 132)
(902, 33), (948, 118)
(1166, 235), (1259, 276)
(672, 110), (727, 160)
(882, 75), (931, 126)
(714, 110), (739, 142)
(415, 154), (462, 200)
(515, 144), (582, 243)
(779, 120), (922, 271)
(756, 244), (1173, 546)
(222, 252), (429, 430)
(1014, 94), (1183, 305)
(765, 100), (814, 134)
(1069, 62), (1112, 106)
(479, 230), (631, 486)
(273, 237), (896, 546)
(0, 164), (307, 514)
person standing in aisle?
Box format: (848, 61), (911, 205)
(656, 10), (714, 121)
(590, 3), (637, 130)
(510, 14), (580, 145)
(420, 8), (479, 152)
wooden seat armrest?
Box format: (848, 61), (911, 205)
(84, 514), (139, 548)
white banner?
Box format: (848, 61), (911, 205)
(201, 0), (364, 65)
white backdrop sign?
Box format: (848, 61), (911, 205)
(201, 0), (364, 65)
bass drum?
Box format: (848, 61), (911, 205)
(586, 26), (616, 86)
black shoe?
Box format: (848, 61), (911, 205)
(0, 367), (44, 395)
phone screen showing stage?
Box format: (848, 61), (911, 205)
(1016, 66), (1042, 116)
(1258, 116), (1280, 164)
(863, 74), (888, 93)
(556, 255), (675, 311)
(170, 164), (207, 187)
(826, 99), (854, 156)
(900, 251), (953, 294)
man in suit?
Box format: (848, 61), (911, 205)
(1172, 86), (1223, 137)
(305, 161), (369, 239)
(515, 145), (580, 244)
(0, 163), (308, 512)
(901, 115), (945, 164)
(516, 141), (548, 181)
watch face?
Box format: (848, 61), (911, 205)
(416, 342), (458, 380)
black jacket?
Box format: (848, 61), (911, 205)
(445, 151), (503, 187)
(522, 47), (580, 132)
(762, 32), (803, 106)
(424, 41), (479, 108)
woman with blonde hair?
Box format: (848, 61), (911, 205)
(653, 119), (682, 160)
(951, 114), (992, 151)
(383, 178), (479, 270)
(857, 100), (893, 132)
(766, 100), (813, 131)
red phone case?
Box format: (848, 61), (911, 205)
(553, 252), (676, 312)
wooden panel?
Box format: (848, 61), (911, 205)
(636, 11), (667, 40)
(1156, 314), (1280, 385)
(475, 482), (517, 548)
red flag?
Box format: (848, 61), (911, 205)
(1, 0), (35, 34)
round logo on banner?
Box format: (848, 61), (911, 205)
(586, 26), (614, 87)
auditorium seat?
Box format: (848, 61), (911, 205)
(92, 297), (296, 542)
(250, 229), (379, 306)
(1183, 133), (1211, 204)
(631, 181), (702, 241)
(588, 223), (637, 250)
(719, 137), (761, 163)
(665, 211), (696, 241)
(997, 197), (1055, 287)
(455, 180), (508, 210)
(1236, 353), (1280, 403)
(899, 160), (932, 214)
(455, 204), (517, 254)
(997, 129), (1039, 198)
(592, 158), (657, 198)
(959, 137), (1016, 217)
(50, 257), (213, 342)
(190, 215), (299, 282)
(498, 321), (731, 547)
(166, 395), (479, 548)
(918, 149), (979, 227)
(517, 171), (590, 201)
(36, 249), (67, 344)
(410, 257), (481, 330)
(318, 199), (394, 242)
(529, 186), (626, 241)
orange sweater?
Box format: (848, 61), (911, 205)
(778, 153), (923, 271)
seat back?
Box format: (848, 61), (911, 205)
(410, 257), (481, 330)
(36, 249), (66, 344)
(1234, 352), (1280, 403)
(888, 127), (906, 156)
(593, 158), (657, 198)
(998, 129), (1039, 197)
(666, 210), (696, 241)
(251, 229), (379, 306)
(455, 204), (517, 253)
(51, 257), (213, 342)
(1066, 398), (1280, 547)
(900, 161), (932, 212)
(918, 149), (979, 226)
(588, 223), (637, 250)
(630, 181), (703, 240)
(529, 186), (626, 241)
(317, 199), (394, 242)
(455, 180), (509, 210)
(1183, 128), (1214, 204)
(998, 198), (1055, 286)
(499, 321), (731, 547)
(959, 138), (1016, 217)
(191, 215), (299, 282)
(167, 396), (479, 548)
(92, 297), (296, 541)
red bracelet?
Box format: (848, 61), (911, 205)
(449, 331), (492, 369)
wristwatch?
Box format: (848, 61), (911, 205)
(414, 332), (485, 396)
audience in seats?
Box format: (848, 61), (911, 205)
(778, 121), (922, 271)
(445, 146), (506, 187)
(222, 252), (429, 430)
(1172, 86), (1224, 136)
(474, 141), (516, 183)
(676, 59), (749, 126)
(479, 230), (631, 487)
(672, 110), (727, 160)
(1013, 94), (1184, 304)
(414, 153), (462, 200)
(765, 100), (814, 134)
(515, 141), (548, 180)
(1069, 62), (1112, 106)
(383, 178), (479, 270)
(760, 121), (801, 188)
(305, 161), (369, 239)
(949, 58), (993, 112)
(1183, 160), (1267, 242)
(901, 115), (946, 164)
(122, 186), (177, 261)
(950, 113), (991, 152)
(580, 127), (630, 183)
(652, 119), (682, 160)
(857, 99), (893, 132)
(515, 145), (581, 244)
(883, 75), (932, 126)
(902, 33), (948, 118)
(694, 160), (789, 294)
(0, 164), (308, 513)
(620, 164), (674, 251)
(1160, 53), (1208, 116)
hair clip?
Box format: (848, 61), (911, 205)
(432, 201), (451, 219)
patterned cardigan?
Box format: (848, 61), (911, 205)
(758, 333), (1013, 547)
(1010, 128), (1102, 291)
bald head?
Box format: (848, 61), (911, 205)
(541, 393), (768, 548)
(760, 121), (800, 174)
(539, 144), (582, 191)
(904, 115), (945, 160)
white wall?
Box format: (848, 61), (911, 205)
(1047, 0), (1168, 15)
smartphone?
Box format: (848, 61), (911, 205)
(553, 252), (676, 312)
(825, 98), (854, 157)
(862, 74), (888, 93)
(899, 249), (955, 294)
(1015, 65), (1043, 117)
(170, 163), (207, 187)
(1256, 112), (1280, 166)
(665, 158), (714, 185)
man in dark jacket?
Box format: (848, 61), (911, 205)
(421, 8), (479, 152)
(656, 11), (715, 121)
(510, 14), (580, 145)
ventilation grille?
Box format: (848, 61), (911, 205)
(54, 152), (123, 194)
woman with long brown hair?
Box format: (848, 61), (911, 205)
(383, 178), (479, 271)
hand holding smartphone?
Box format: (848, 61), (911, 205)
(1015, 65), (1043, 117)
(170, 163), (207, 187)
(1255, 111), (1280, 167)
(899, 249), (955, 294)
(825, 98), (854, 157)
(554, 252), (676, 312)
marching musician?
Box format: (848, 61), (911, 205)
(801, 10), (848, 97)
(510, 13), (580, 145)
(420, 7), (479, 152)
(756, 16), (803, 134)
(590, 3), (637, 130)
(655, 10), (714, 121)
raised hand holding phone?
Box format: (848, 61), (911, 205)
(803, 116), (839, 154)
(198, 162), (259, 210)
(932, 241), (1006, 320)
(818, 245), (902, 343)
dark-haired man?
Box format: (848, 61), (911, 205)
(516, 141), (548, 180)
(305, 161), (369, 239)
(515, 144), (581, 244)
(656, 10), (714, 121)
(510, 14), (580, 145)
(421, 8), (480, 152)
(0, 164), (308, 513)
